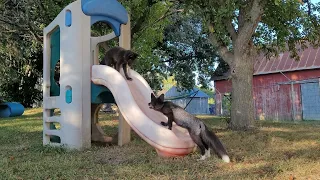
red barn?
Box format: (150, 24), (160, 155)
(215, 46), (320, 121)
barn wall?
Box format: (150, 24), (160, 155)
(253, 83), (301, 121)
(214, 69), (320, 120)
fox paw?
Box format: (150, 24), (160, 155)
(126, 77), (133, 81)
(197, 155), (206, 161)
(160, 122), (167, 126)
(205, 149), (211, 158)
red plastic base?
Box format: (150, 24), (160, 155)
(155, 148), (193, 158)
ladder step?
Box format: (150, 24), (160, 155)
(44, 129), (61, 137)
(45, 116), (61, 123)
(43, 97), (59, 109)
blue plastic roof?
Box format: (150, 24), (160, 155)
(81, 0), (128, 36)
(164, 86), (210, 98)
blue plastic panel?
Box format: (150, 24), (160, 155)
(81, 0), (128, 37)
(66, 89), (72, 104)
(91, 16), (121, 36)
(81, 0), (128, 23)
(50, 28), (60, 97)
(91, 83), (115, 104)
(65, 10), (72, 27)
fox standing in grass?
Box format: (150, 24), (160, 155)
(148, 93), (230, 162)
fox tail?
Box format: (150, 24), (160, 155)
(201, 125), (230, 163)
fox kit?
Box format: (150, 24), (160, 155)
(148, 93), (230, 162)
(100, 47), (139, 81)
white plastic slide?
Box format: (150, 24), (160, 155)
(91, 65), (195, 157)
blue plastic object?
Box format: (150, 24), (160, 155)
(65, 10), (72, 27)
(66, 89), (72, 104)
(81, 0), (128, 36)
(50, 28), (60, 97)
(91, 83), (115, 104)
(91, 16), (122, 36)
(0, 102), (25, 118)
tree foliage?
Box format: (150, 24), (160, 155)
(171, 0), (320, 130)
(0, 0), (74, 107)
(0, 0), (173, 106)
(155, 12), (223, 89)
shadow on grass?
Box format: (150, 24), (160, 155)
(1, 112), (320, 179)
(0, 111), (42, 123)
(22, 112), (43, 119)
(0, 125), (42, 150)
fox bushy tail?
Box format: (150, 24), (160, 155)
(201, 125), (230, 163)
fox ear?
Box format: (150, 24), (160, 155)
(159, 94), (165, 102)
(151, 93), (156, 100)
(128, 51), (138, 59)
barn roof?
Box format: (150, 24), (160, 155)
(254, 46), (320, 75)
(164, 86), (210, 99)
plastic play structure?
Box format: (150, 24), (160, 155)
(0, 102), (25, 118)
(42, 0), (195, 157)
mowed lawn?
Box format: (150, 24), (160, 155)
(0, 108), (320, 180)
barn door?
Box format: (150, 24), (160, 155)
(301, 82), (320, 120)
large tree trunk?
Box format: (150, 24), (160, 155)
(229, 52), (255, 130)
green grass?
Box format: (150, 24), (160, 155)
(1, 108), (320, 180)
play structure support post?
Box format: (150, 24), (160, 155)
(118, 16), (131, 146)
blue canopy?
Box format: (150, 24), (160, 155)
(81, 0), (128, 36)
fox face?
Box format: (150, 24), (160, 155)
(148, 93), (165, 111)
(124, 50), (139, 66)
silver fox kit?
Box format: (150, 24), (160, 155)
(100, 47), (138, 80)
(148, 93), (230, 162)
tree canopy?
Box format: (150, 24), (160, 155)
(1, 0), (320, 132)
(0, 0), (74, 106)
(0, 0), (174, 106)
(170, 0), (320, 130)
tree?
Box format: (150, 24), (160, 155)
(0, 0), (74, 106)
(175, 0), (320, 130)
(155, 12), (223, 90)
(0, 0), (174, 106)
(162, 76), (177, 90)
(91, 0), (179, 91)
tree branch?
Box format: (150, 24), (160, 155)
(236, 0), (264, 50)
(207, 23), (234, 66)
(0, 17), (42, 43)
(27, 23), (42, 42)
(211, 71), (231, 81)
(0, 18), (27, 29)
(161, 59), (173, 63)
(135, 9), (184, 40)
(159, 53), (195, 64)
(131, 0), (160, 37)
(225, 18), (238, 42)
(238, 2), (247, 29)
(155, 9), (184, 26)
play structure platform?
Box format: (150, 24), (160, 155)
(92, 66), (195, 156)
(42, 0), (195, 157)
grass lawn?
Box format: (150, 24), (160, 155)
(0, 108), (320, 180)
